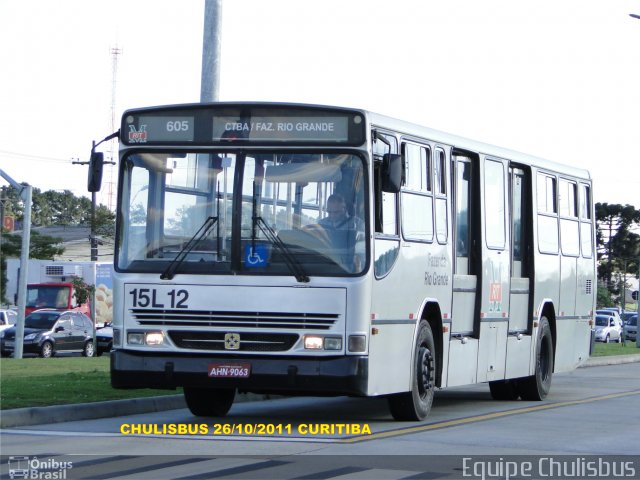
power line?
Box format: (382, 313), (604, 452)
(0, 150), (74, 164)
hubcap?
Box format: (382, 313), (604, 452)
(417, 346), (433, 398)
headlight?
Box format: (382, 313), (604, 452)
(127, 331), (165, 347)
(24, 333), (40, 341)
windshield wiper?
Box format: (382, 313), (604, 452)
(251, 182), (309, 283)
(160, 216), (219, 280)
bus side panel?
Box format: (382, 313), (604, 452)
(505, 335), (531, 379)
(447, 338), (478, 386)
(559, 255), (577, 319)
(477, 321), (508, 383)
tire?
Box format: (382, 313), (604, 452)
(82, 341), (95, 357)
(604, 334), (610, 344)
(519, 317), (554, 401)
(184, 387), (236, 417)
(40, 341), (54, 358)
(388, 321), (436, 421)
(489, 379), (520, 400)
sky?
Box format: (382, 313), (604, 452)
(1, 0), (639, 210)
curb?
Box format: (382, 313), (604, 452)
(2, 355), (640, 428)
(0, 392), (269, 429)
(582, 352), (640, 367)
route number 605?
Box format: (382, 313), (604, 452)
(166, 120), (190, 132)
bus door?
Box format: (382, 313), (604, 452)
(447, 153), (479, 387)
(505, 166), (533, 379)
(476, 157), (510, 383)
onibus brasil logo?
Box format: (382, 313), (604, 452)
(7, 456), (72, 479)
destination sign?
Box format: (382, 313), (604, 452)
(121, 104), (365, 146)
(213, 115), (349, 142)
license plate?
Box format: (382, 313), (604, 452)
(208, 363), (251, 378)
(4, 341), (14, 348)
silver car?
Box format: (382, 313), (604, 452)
(624, 314), (637, 342)
(593, 314), (623, 343)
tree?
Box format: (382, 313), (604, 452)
(595, 203), (640, 300)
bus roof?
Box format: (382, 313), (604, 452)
(367, 110), (592, 181)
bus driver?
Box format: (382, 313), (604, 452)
(319, 193), (364, 232)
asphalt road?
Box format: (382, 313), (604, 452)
(1, 359), (639, 479)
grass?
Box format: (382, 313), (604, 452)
(591, 340), (640, 357)
(1, 343), (639, 410)
(0, 356), (180, 410)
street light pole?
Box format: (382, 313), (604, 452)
(0, 169), (32, 359)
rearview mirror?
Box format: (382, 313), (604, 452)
(88, 151), (104, 192)
(382, 154), (402, 193)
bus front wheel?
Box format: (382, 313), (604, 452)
(184, 387), (235, 417)
(388, 321), (436, 421)
(519, 317), (554, 401)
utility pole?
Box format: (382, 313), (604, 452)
(0, 169), (32, 359)
(107, 46), (122, 211)
(201, 0), (222, 102)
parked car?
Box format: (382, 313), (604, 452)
(0, 308), (18, 333)
(596, 309), (622, 325)
(625, 314), (637, 342)
(96, 326), (113, 356)
(593, 314), (623, 343)
(0, 309), (95, 358)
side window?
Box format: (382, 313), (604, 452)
(536, 173), (559, 254)
(373, 132), (398, 236)
(559, 179), (579, 256)
(401, 142), (433, 242)
(559, 179), (577, 217)
(434, 149), (448, 244)
(373, 131), (400, 278)
(454, 158), (473, 274)
(579, 183), (593, 258)
(484, 159), (506, 249)
(58, 316), (72, 331)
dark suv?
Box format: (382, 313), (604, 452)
(0, 309), (95, 358)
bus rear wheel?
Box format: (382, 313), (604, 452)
(388, 321), (436, 421)
(184, 387), (235, 417)
(519, 317), (554, 401)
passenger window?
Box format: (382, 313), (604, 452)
(402, 141), (434, 242)
(536, 173), (559, 254)
(435, 149), (448, 244)
(559, 179), (577, 217)
(485, 159), (506, 249)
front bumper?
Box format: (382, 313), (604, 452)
(111, 350), (368, 396)
(0, 339), (42, 354)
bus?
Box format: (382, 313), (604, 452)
(110, 102), (596, 420)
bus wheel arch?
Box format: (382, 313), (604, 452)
(519, 306), (555, 400)
(422, 302), (443, 388)
(539, 302), (557, 372)
(388, 320), (436, 421)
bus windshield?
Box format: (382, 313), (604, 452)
(117, 151), (368, 277)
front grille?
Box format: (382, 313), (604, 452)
(168, 331), (298, 352)
(131, 309), (339, 330)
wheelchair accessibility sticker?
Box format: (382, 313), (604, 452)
(244, 244), (268, 267)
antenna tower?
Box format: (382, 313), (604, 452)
(106, 45), (122, 210)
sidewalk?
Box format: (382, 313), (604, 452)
(2, 354), (640, 428)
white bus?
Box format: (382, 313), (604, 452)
(110, 103), (596, 420)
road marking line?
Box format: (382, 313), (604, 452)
(339, 389), (640, 443)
